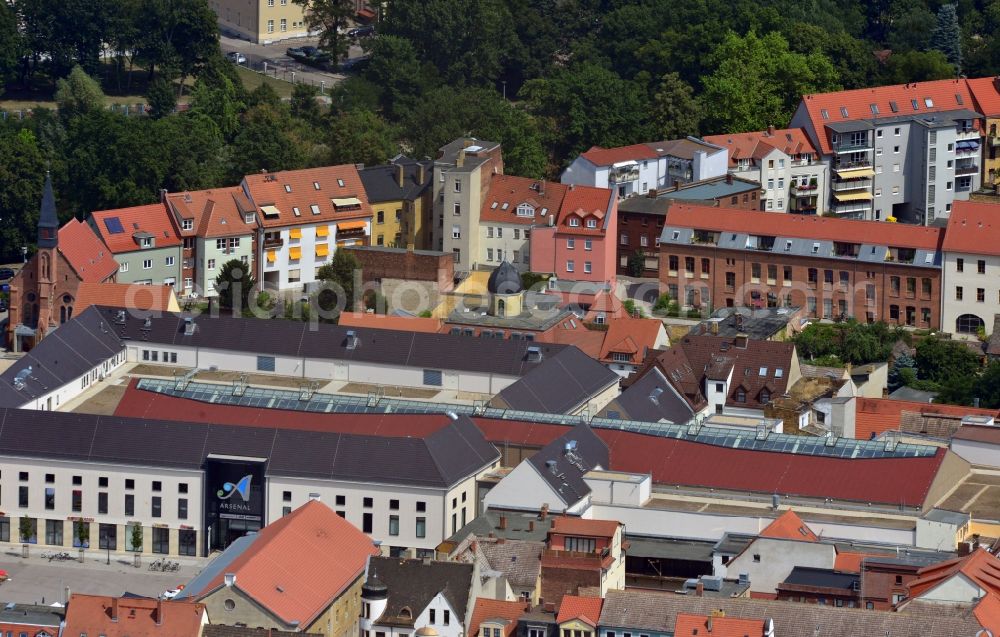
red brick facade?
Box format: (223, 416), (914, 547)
(344, 246), (455, 290)
(658, 243), (942, 328)
(617, 209), (665, 276)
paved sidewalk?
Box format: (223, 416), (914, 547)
(219, 34), (366, 91)
(0, 550), (206, 604)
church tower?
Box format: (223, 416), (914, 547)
(34, 172), (60, 337)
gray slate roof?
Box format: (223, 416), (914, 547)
(0, 408), (497, 488)
(176, 533), (259, 600)
(359, 158), (432, 204)
(446, 511), (553, 546)
(526, 423), (608, 506)
(0, 604), (63, 627)
(598, 588), (984, 636)
(781, 566), (859, 590)
(367, 557), (474, 627)
(599, 367), (694, 425)
(490, 347), (619, 415)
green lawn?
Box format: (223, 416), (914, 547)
(234, 66), (294, 99)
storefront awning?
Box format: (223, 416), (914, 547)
(834, 191), (874, 202)
(835, 167), (875, 179)
(289, 247), (302, 260)
(315, 243), (329, 257)
(337, 221), (367, 232)
(260, 205), (280, 218)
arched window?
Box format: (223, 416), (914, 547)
(60, 306), (66, 323)
(497, 299), (506, 317)
(735, 387), (746, 403)
(398, 607), (412, 620)
(956, 314), (985, 334)
(760, 389), (771, 404)
(40, 253), (50, 280)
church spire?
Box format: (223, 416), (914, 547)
(37, 172), (59, 249)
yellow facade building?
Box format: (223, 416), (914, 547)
(210, 0), (309, 44)
(359, 158), (434, 249)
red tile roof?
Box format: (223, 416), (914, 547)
(468, 599), (527, 637)
(666, 204), (945, 250)
(242, 165), (371, 229)
(595, 428), (947, 507)
(854, 397), (999, 441)
(166, 187), (256, 239)
(63, 594), (206, 637)
(75, 282), (180, 314)
(337, 312), (444, 334)
(481, 175), (568, 225)
(550, 516), (620, 538)
(555, 595), (603, 626)
(196, 499), (378, 626)
(966, 77), (1000, 117)
(758, 510), (818, 542)
(704, 128), (819, 166)
(942, 200), (1000, 256)
(974, 592), (1000, 635)
(908, 549), (1000, 600)
(834, 551), (892, 573)
(579, 144), (658, 166)
(58, 218), (120, 282)
(800, 78), (975, 154)
(90, 203), (182, 253)
(598, 318), (662, 364)
(557, 186), (613, 234)
(673, 613), (766, 637)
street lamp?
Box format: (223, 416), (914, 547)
(21, 246), (27, 263)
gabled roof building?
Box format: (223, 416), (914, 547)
(89, 201), (182, 289)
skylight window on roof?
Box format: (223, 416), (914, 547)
(924, 98), (934, 108)
(293, 207), (301, 216)
(889, 101), (899, 112)
(870, 104), (879, 115)
(812, 242), (820, 253)
(337, 179), (345, 187)
(501, 203), (509, 210)
(310, 204), (320, 215)
(956, 94), (964, 105)
(840, 107), (849, 117)
(821, 109), (830, 120)
(924, 253), (933, 264)
(540, 207), (548, 216)
(313, 182), (321, 190)
(672, 230), (680, 240)
(871, 246), (877, 254)
(911, 99), (919, 110)
(104, 217), (125, 234)
(284, 184), (292, 193)
(775, 368), (783, 378)
(491, 202), (498, 209)
(759, 367), (767, 376)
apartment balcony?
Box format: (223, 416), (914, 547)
(956, 128), (980, 141)
(831, 179), (873, 192)
(989, 133), (1000, 147)
(833, 161), (873, 177)
(830, 201), (873, 216)
(834, 141), (873, 153)
(955, 163), (980, 176)
(790, 183), (819, 196)
(262, 237), (284, 249)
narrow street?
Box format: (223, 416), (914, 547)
(219, 33), (367, 93)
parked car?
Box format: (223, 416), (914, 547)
(0, 299), (7, 313)
(286, 46), (306, 59)
(225, 51), (247, 64)
(301, 46), (320, 58)
(162, 586), (184, 599)
(340, 55), (370, 72)
(348, 25), (375, 37)
(0, 268), (14, 281)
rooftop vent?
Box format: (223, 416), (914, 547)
(115, 310), (126, 324)
(526, 345), (542, 362)
(564, 440), (578, 454)
(183, 317), (196, 336)
(142, 318), (152, 330)
(649, 387), (664, 405)
(224, 573), (236, 587)
(345, 330), (359, 350)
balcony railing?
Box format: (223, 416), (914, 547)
(956, 128), (980, 140)
(835, 141), (873, 153)
(262, 237), (283, 249)
(830, 201), (873, 215)
(955, 164), (980, 176)
(832, 179), (872, 191)
(790, 183), (819, 196)
(834, 160), (872, 173)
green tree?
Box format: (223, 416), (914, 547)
(881, 49), (957, 84)
(154, 112), (226, 192)
(215, 258), (257, 310)
(75, 520), (89, 547)
(888, 351), (916, 391)
(54, 66), (106, 119)
(930, 3), (962, 72)
(327, 109), (399, 166)
(627, 250), (646, 278)
(292, 0), (354, 61)
(317, 249), (361, 316)
(915, 337), (980, 384)
(0, 129), (47, 262)
(290, 84), (323, 126)
(228, 104), (306, 183)
(0, 2), (20, 95)
(189, 63), (247, 140)
(701, 30), (839, 133)
(19, 516), (34, 543)
(247, 82), (282, 109)
(130, 523), (143, 552)
(650, 73), (701, 140)
(146, 77), (177, 119)
(364, 35), (426, 119)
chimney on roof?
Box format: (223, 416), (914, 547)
(734, 333), (748, 349)
(260, 169), (268, 174)
(767, 125), (775, 136)
(528, 520), (535, 532)
(417, 163), (426, 184)
(499, 515), (508, 530)
(155, 599), (163, 626)
(396, 163), (405, 188)
(159, 189), (168, 203)
(224, 573), (237, 588)
(706, 616), (712, 632)
(457, 150), (466, 168)
(673, 180), (681, 191)
(695, 582), (704, 597)
(111, 597), (119, 622)
(725, 173), (733, 185)
(540, 504), (549, 520)
(647, 188), (657, 198)
(710, 320), (719, 335)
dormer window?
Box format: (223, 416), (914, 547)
(569, 217), (580, 227)
(244, 213), (255, 224)
(139, 237), (153, 248)
(586, 218), (597, 228)
(181, 219), (193, 231)
(516, 203), (534, 217)
(760, 389), (771, 403)
(735, 388), (746, 403)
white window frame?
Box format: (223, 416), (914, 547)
(142, 259), (152, 270)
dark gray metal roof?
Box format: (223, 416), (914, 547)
(92, 306), (563, 379)
(626, 535), (714, 562)
(924, 508), (970, 526)
(525, 423), (608, 505)
(358, 159), (432, 204)
(0, 307), (124, 407)
(366, 557), (474, 626)
(599, 367), (694, 424)
(446, 510), (553, 545)
(0, 408), (497, 488)
(781, 566), (859, 590)
(713, 532), (755, 556)
(490, 347), (620, 415)
(0, 603), (63, 627)
(177, 533), (260, 599)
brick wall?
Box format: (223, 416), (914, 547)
(540, 565), (600, 607)
(343, 246), (454, 291)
